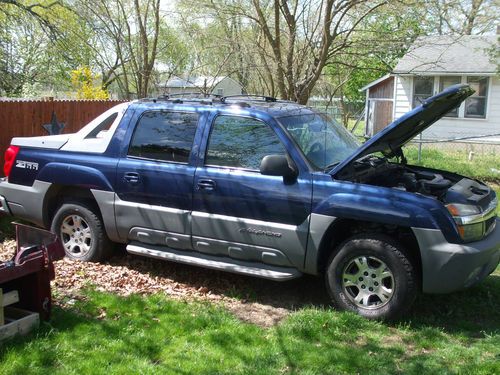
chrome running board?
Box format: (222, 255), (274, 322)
(126, 242), (302, 281)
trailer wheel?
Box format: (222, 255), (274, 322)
(51, 201), (112, 262)
(325, 234), (417, 320)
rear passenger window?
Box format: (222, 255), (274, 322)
(206, 115), (286, 170)
(85, 112), (118, 139)
(129, 111), (198, 163)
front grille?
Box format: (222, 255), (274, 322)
(484, 216), (497, 237)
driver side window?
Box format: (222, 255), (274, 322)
(205, 115), (286, 170)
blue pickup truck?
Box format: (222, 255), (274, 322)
(0, 84), (498, 319)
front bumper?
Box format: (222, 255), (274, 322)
(413, 218), (500, 294)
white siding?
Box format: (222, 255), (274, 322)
(394, 76), (412, 119)
(393, 75), (500, 142)
(422, 76), (500, 141)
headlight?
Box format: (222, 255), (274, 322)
(446, 203), (481, 218)
(457, 222), (485, 242)
(446, 202), (496, 242)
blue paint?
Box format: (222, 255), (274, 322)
(7, 93), (481, 245)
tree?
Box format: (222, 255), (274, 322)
(74, 0), (189, 99)
(0, 0), (63, 35)
(73, 0), (161, 98)
(422, 0), (499, 35)
(71, 66), (109, 99)
(173, 4), (252, 94)
(321, 2), (425, 125)
(0, 0), (98, 97)
(181, 1), (388, 104)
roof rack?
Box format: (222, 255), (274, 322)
(138, 93), (218, 105)
(221, 95), (277, 103)
(165, 92), (222, 99)
(137, 93), (290, 107)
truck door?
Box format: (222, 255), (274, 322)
(191, 114), (313, 269)
(114, 110), (200, 250)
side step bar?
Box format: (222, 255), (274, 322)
(126, 242), (302, 281)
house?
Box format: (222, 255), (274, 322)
(361, 35), (499, 141)
(159, 76), (244, 97)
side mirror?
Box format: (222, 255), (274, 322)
(260, 154), (297, 178)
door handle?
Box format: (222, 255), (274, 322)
(124, 172), (140, 184)
(197, 179), (216, 191)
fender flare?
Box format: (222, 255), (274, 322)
(37, 162), (113, 191)
(303, 192), (458, 274)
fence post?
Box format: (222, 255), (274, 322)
(417, 133), (422, 163)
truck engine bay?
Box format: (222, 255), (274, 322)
(341, 155), (492, 205)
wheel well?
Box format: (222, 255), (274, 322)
(43, 185), (101, 228)
(316, 219), (422, 286)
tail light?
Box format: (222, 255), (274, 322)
(4, 145), (20, 178)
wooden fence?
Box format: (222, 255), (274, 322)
(0, 99), (126, 169)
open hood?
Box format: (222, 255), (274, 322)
(330, 84), (474, 177)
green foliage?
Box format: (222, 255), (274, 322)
(1, 276), (499, 374)
(0, 1), (95, 97)
(326, 6), (425, 104)
(71, 66), (109, 99)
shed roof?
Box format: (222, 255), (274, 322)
(359, 74), (392, 91)
(393, 35), (498, 74)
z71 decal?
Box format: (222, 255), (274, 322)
(239, 227), (282, 238)
(16, 160), (39, 170)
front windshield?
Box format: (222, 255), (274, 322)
(279, 113), (360, 170)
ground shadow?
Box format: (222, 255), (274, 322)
(107, 250), (331, 310)
(106, 251), (500, 334)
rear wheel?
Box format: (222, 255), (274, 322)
(325, 234), (417, 320)
(51, 201), (112, 262)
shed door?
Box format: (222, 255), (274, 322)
(367, 100), (393, 135)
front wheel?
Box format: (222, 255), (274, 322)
(51, 201), (112, 262)
(325, 234), (417, 320)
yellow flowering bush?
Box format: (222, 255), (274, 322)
(71, 66), (109, 99)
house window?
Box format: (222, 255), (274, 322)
(439, 76), (461, 117)
(465, 77), (488, 118)
(216, 88), (224, 96)
(412, 76), (433, 108)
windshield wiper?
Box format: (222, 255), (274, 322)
(324, 161), (341, 172)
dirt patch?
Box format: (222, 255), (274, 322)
(1, 241), (329, 327)
(381, 327), (406, 348)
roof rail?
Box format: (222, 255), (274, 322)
(138, 92), (221, 104)
(221, 95), (277, 103)
(136, 93), (292, 107)
(165, 92), (222, 99)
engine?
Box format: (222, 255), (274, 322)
(344, 157), (456, 199)
(378, 168), (453, 197)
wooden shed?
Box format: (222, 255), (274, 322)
(360, 74), (395, 137)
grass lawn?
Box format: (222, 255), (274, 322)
(1, 268), (499, 375)
(404, 146), (500, 183)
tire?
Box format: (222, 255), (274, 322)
(50, 200), (113, 262)
(325, 234), (417, 320)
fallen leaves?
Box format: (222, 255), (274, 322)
(52, 255), (228, 303)
(1, 240), (329, 327)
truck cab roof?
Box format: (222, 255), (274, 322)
(129, 95), (318, 119)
